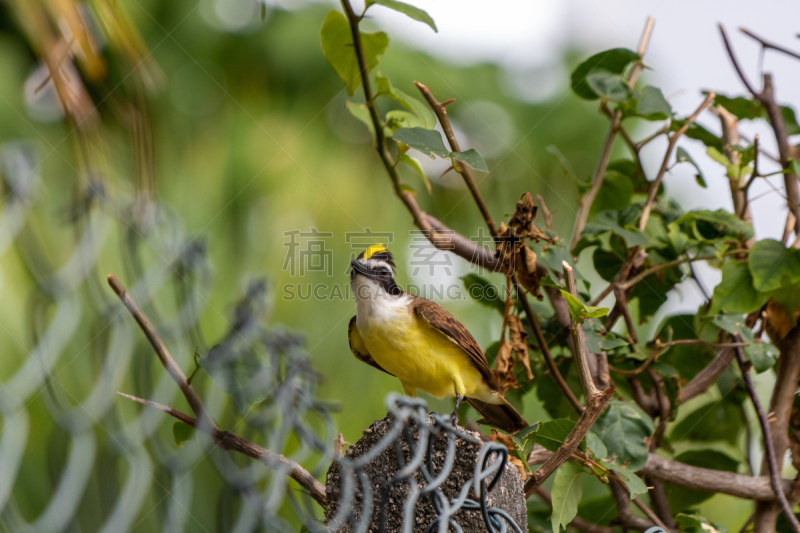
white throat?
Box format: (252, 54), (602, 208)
(351, 274), (411, 325)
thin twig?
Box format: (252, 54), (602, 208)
(639, 91), (715, 231)
(107, 274), (218, 432)
(720, 24), (800, 238)
(569, 16), (655, 250)
(117, 392), (327, 506)
(415, 82), (498, 238)
(740, 27), (800, 62)
(522, 290), (584, 413)
(733, 337), (800, 532)
(563, 263), (600, 399)
(618, 248), (748, 290)
(536, 194), (553, 232)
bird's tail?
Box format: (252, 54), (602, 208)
(465, 396), (528, 433)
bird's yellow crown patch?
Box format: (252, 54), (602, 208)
(364, 243), (388, 259)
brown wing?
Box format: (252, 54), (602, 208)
(348, 316), (395, 377)
(411, 296), (499, 390)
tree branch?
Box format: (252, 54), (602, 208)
(618, 249), (749, 290)
(638, 91), (715, 231)
(117, 392), (327, 506)
(720, 24), (800, 239)
(733, 338), (800, 532)
(107, 274), (218, 433)
(523, 263), (614, 497)
(740, 27), (800, 62)
(415, 82), (499, 238)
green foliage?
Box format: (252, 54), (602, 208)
(559, 290), (609, 323)
(532, 418), (578, 452)
(676, 147), (707, 187)
(366, 0), (438, 32)
(393, 127), (488, 171)
(594, 400), (654, 470)
(635, 85), (672, 120)
(570, 48), (640, 100)
(550, 462), (585, 532)
(173, 421), (195, 447)
(710, 260), (768, 314)
(462, 274), (504, 313)
(320, 10), (388, 95)
(748, 239), (800, 292)
(676, 513), (728, 533)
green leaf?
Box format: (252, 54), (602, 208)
(386, 109), (427, 130)
(672, 120), (723, 151)
(508, 422), (541, 466)
(677, 209), (753, 241)
(591, 170), (633, 214)
(559, 290), (609, 324)
(571, 48), (640, 100)
(707, 146), (745, 179)
(345, 101), (375, 135)
(375, 76), (436, 129)
(713, 93), (761, 120)
(550, 462), (585, 533)
(532, 418), (577, 452)
(676, 147), (706, 188)
(173, 421), (194, 447)
(320, 10), (388, 96)
(394, 127), (450, 158)
(611, 466), (648, 499)
(583, 210), (649, 247)
(397, 154), (431, 193)
(710, 260), (769, 315)
(461, 274), (504, 313)
(746, 341), (779, 373)
(451, 149), (488, 172)
(748, 239), (800, 292)
(595, 400), (654, 470)
(675, 513), (727, 533)
(782, 105), (800, 136)
(366, 0), (437, 32)
(393, 127), (487, 171)
(637, 85), (671, 120)
(585, 432), (607, 460)
(586, 70), (632, 102)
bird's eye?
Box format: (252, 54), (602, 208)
(378, 267), (391, 275)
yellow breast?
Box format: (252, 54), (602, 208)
(357, 307), (494, 401)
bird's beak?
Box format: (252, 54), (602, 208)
(349, 259), (374, 277)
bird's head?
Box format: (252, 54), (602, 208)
(349, 244), (402, 297)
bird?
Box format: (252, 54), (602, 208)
(347, 243), (528, 433)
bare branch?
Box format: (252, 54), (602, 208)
(740, 27), (800, 62)
(117, 392), (327, 506)
(415, 82), (499, 238)
(107, 274), (218, 432)
(639, 91), (715, 231)
(618, 249), (749, 290)
(733, 338), (800, 532)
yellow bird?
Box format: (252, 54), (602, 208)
(348, 244), (527, 433)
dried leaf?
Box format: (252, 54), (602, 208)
(492, 430), (528, 479)
(508, 315), (534, 381)
(493, 339), (518, 393)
